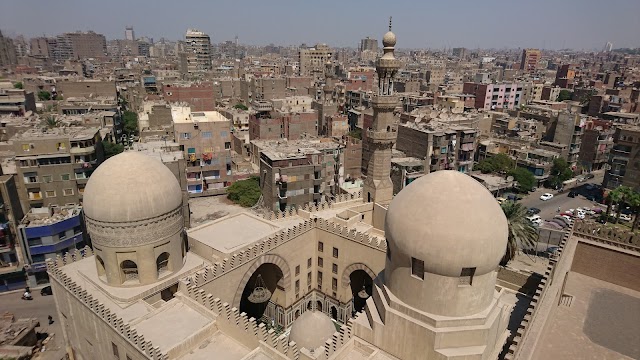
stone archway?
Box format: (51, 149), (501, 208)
(341, 263), (376, 287)
(233, 254), (292, 309)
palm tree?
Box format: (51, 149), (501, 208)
(500, 201), (539, 266)
(608, 186), (633, 223)
(628, 191), (640, 230)
(42, 116), (61, 129)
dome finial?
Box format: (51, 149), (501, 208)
(389, 16), (392, 31)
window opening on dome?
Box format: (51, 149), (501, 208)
(459, 267), (476, 286)
(411, 257), (424, 280)
(386, 246), (391, 260)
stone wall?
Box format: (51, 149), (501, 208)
(570, 240), (640, 292)
(47, 247), (167, 360)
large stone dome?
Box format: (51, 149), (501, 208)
(84, 152), (183, 223)
(385, 171), (508, 277)
(289, 311), (336, 350)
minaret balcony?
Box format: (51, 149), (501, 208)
(367, 129), (397, 142)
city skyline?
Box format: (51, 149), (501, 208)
(1, 0), (639, 50)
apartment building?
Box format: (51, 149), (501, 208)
(249, 109), (318, 141)
(13, 127), (104, 211)
(551, 111), (584, 166)
(578, 120), (614, 171)
(0, 31), (17, 68)
(163, 82), (216, 111)
(251, 139), (343, 211)
(390, 157), (425, 195)
(520, 49), (541, 73)
(0, 175), (26, 292)
(603, 125), (640, 190)
(17, 205), (85, 286)
(50, 31), (107, 60)
(513, 148), (558, 185)
(299, 44), (333, 79)
(185, 29), (212, 73)
(463, 82), (525, 110)
(396, 122), (477, 174)
(172, 107), (232, 195)
(250, 78), (287, 101)
(0, 86), (36, 115)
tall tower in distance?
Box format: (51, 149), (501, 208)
(363, 18), (399, 204)
(125, 26), (135, 41)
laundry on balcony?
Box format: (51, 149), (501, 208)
(202, 152), (213, 161)
(189, 153), (197, 162)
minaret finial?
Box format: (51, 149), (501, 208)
(389, 16), (392, 31)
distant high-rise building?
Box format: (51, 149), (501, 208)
(603, 41), (613, 52)
(125, 26), (135, 41)
(360, 37), (378, 52)
(51, 31), (107, 60)
(0, 30), (17, 68)
(185, 29), (212, 73)
(298, 43), (332, 79)
(520, 48), (541, 73)
(452, 47), (467, 59)
(30, 37), (51, 57)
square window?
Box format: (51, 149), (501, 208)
(22, 144), (30, 152)
(307, 271), (311, 284)
(332, 247), (339, 258)
(181, 132), (191, 140)
(307, 258), (312, 268)
(317, 271), (323, 287)
(460, 267), (476, 286)
(42, 175), (52, 183)
(411, 257), (424, 280)
(332, 263), (338, 274)
(295, 265), (300, 276)
(45, 190), (56, 198)
(61, 174), (70, 181)
(332, 278), (338, 291)
(318, 241), (323, 252)
(225, 142), (231, 150)
(63, 188), (74, 196)
(295, 279), (300, 292)
(318, 257), (323, 268)
(202, 131), (212, 138)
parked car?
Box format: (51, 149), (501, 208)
(40, 286), (52, 296)
(585, 173), (595, 180)
(618, 213), (632, 222)
(527, 207), (541, 215)
(496, 197), (507, 204)
(568, 190), (577, 198)
(540, 193), (554, 201)
(526, 215), (543, 226)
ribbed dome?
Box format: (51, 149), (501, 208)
(289, 311), (336, 350)
(385, 171), (508, 277)
(83, 152), (182, 223)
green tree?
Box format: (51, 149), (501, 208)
(627, 190), (640, 230)
(500, 201), (539, 266)
(227, 177), (261, 207)
(234, 103), (248, 111)
(556, 89), (572, 102)
(13, 82), (23, 89)
(549, 158), (573, 188)
(509, 167), (536, 192)
(41, 115), (60, 129)
(122, 111), (139, 135)
(37, 90), (51, 101)
(54, 94), (63, 101)
(102, 141), (124, 159)
(348, 128), (362, 140)
(475, 153), (514, 174)
(608, 186), (634, 223)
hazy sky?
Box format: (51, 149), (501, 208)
(1, 0), (639, 50)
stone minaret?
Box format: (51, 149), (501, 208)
(363, 18), (399, 204)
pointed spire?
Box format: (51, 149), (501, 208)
(389, 16), (392, 31)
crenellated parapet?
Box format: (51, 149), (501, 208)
(505, 222), (574, 359)
(573, 220), (640, 251)
(47, 246), (169, 360)
(259, 191), (364, 221)
(181, 285), (354, 359)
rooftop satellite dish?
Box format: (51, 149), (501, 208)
(507, 176), (514, 182)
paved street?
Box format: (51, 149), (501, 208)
(0, 289), (65, 360)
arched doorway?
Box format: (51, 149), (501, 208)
(307, 301), (312, 310)
(120, 260), (138, 284)
(331, 306), (338, 320)
(156, 252), (170, 276)
(295, 310), (300, 319)
(95, 255), (105, 278)
(317, 300), (323, 312)
(349, 269), (373, 314)
(239, 263), (285, 322)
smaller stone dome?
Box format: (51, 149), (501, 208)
(84, 152), (183, 223)
(289, 311), (336, 350)
(382, 31), (396, 48)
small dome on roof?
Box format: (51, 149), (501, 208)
(289, 311), (336, 350)
(84, 152), (182, 223)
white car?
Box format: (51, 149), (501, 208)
(526, 215), (543, 226)
(540, 193), (554, 201)
(619, 213), (632, 222)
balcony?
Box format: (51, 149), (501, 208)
(366, 129), (397, 143)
